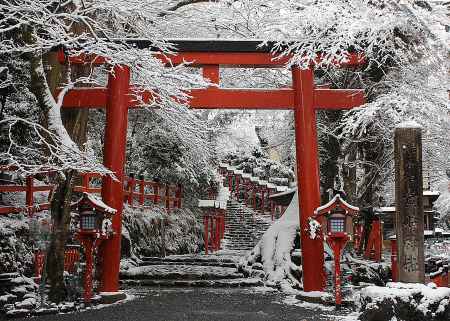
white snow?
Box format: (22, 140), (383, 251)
(396, 120), (422, 129)
(307, 217), (322, 240)
(361, 282), (450, 316)
(269, 187), (296, 199)
(243, 191), (300, 287)
(84, 193), (117, 214)
(314, 194), (359, 215)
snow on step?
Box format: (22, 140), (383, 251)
(221, 200), (274, 252)
(121, 264), (244, 280)
(122, 278), (264, 288)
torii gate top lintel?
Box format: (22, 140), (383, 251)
(62, 38), (364, 68)
(57, 38), (366, 294)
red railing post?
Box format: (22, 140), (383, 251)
(165, 184), (170, 210)
(261, 187), (265, 213)
(26, 175), (34, 216)
(154, 183), (160, 204)
(252, 184), (257, 210)
(215, 215), (220, 251)
(209, 215), (214, 253)
(139, 174), (145, 206)
(81, 173), (90, 193)
(204, 215), (209, 255)
(235, 175), (240, 200)
(176, 184), (182, 208)
(127, 173), (135, 206)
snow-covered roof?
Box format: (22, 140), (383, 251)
(258, 180), (268, 186)
(72, 192), (117, 214)
(314, 194), (359, 216)
(198, 200), (227, 210)
(242, 173), (251, 179)
(275, 186), (288, 192)
(266, 183), (277, 189)
(269, 187), (296, 199)
(376, 206), (396, 212)
(234, 170), (244, 175)
(250, 176), (260, 183)
(423, 190), (440, 196)
(396, 120), (422, 129)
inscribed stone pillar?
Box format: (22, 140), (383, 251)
(394, 123), (425, 283)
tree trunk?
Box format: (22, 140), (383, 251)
(46, 170), (74, 302)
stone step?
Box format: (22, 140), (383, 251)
(121, 278), (264, 288)
(138, 260), (236, 268)
(140, 256), (237, 265)
(121, 264), (244, 281)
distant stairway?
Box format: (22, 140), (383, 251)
(222, 200), (273, 251)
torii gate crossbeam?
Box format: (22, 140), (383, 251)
(57, 39), (365, 293)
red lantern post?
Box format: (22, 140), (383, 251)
(74, 193), (116, 303)
(314, 194), (359, 307)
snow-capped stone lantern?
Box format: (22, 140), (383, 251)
(73, 193), (117, 303)
(314, 194), (359, 308)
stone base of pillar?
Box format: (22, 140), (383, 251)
(99, 291), (127, 304)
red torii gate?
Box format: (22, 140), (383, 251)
(58, 39), (365, 293)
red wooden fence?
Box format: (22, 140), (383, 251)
(0, 168), (182, 216)
(34, 246), (81, 281)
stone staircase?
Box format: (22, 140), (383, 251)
(120, 198), (275, 288)
(222, 200), (273, 251)
(120, 253), (263, 288)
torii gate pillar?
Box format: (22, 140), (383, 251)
(100, 65), (130, 292)
(292, 66), (325, 291)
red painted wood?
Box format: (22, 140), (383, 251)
(204, 215), (209, 255)
(364, 220), (382, 262)
(0, 185), (26, 192)
(314, 89), (365, 110)
(25, 176), (33, 211)
(58, 88), (108, 108)
(189, 88), (294, 109)
(100, 65), (130, 293)
(327, 235), (349, 306)
(292, 66), (325, 292)
(0, 206), (21, 214)
(202, 65), (220, 85)
(60, 87), (364, 111)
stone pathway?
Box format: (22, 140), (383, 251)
(13, 287), (355, 321)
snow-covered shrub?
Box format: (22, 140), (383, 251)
(359, 282), (450, 321)
(0, 216), (35, 275)
(121, 205), (203, 260)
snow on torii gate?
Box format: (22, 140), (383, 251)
(59, 39), (365, 293)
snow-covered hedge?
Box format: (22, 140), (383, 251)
(0, 216), (35, 275)
(359, 282), (450, 321)
(121, 205), (203, 259)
